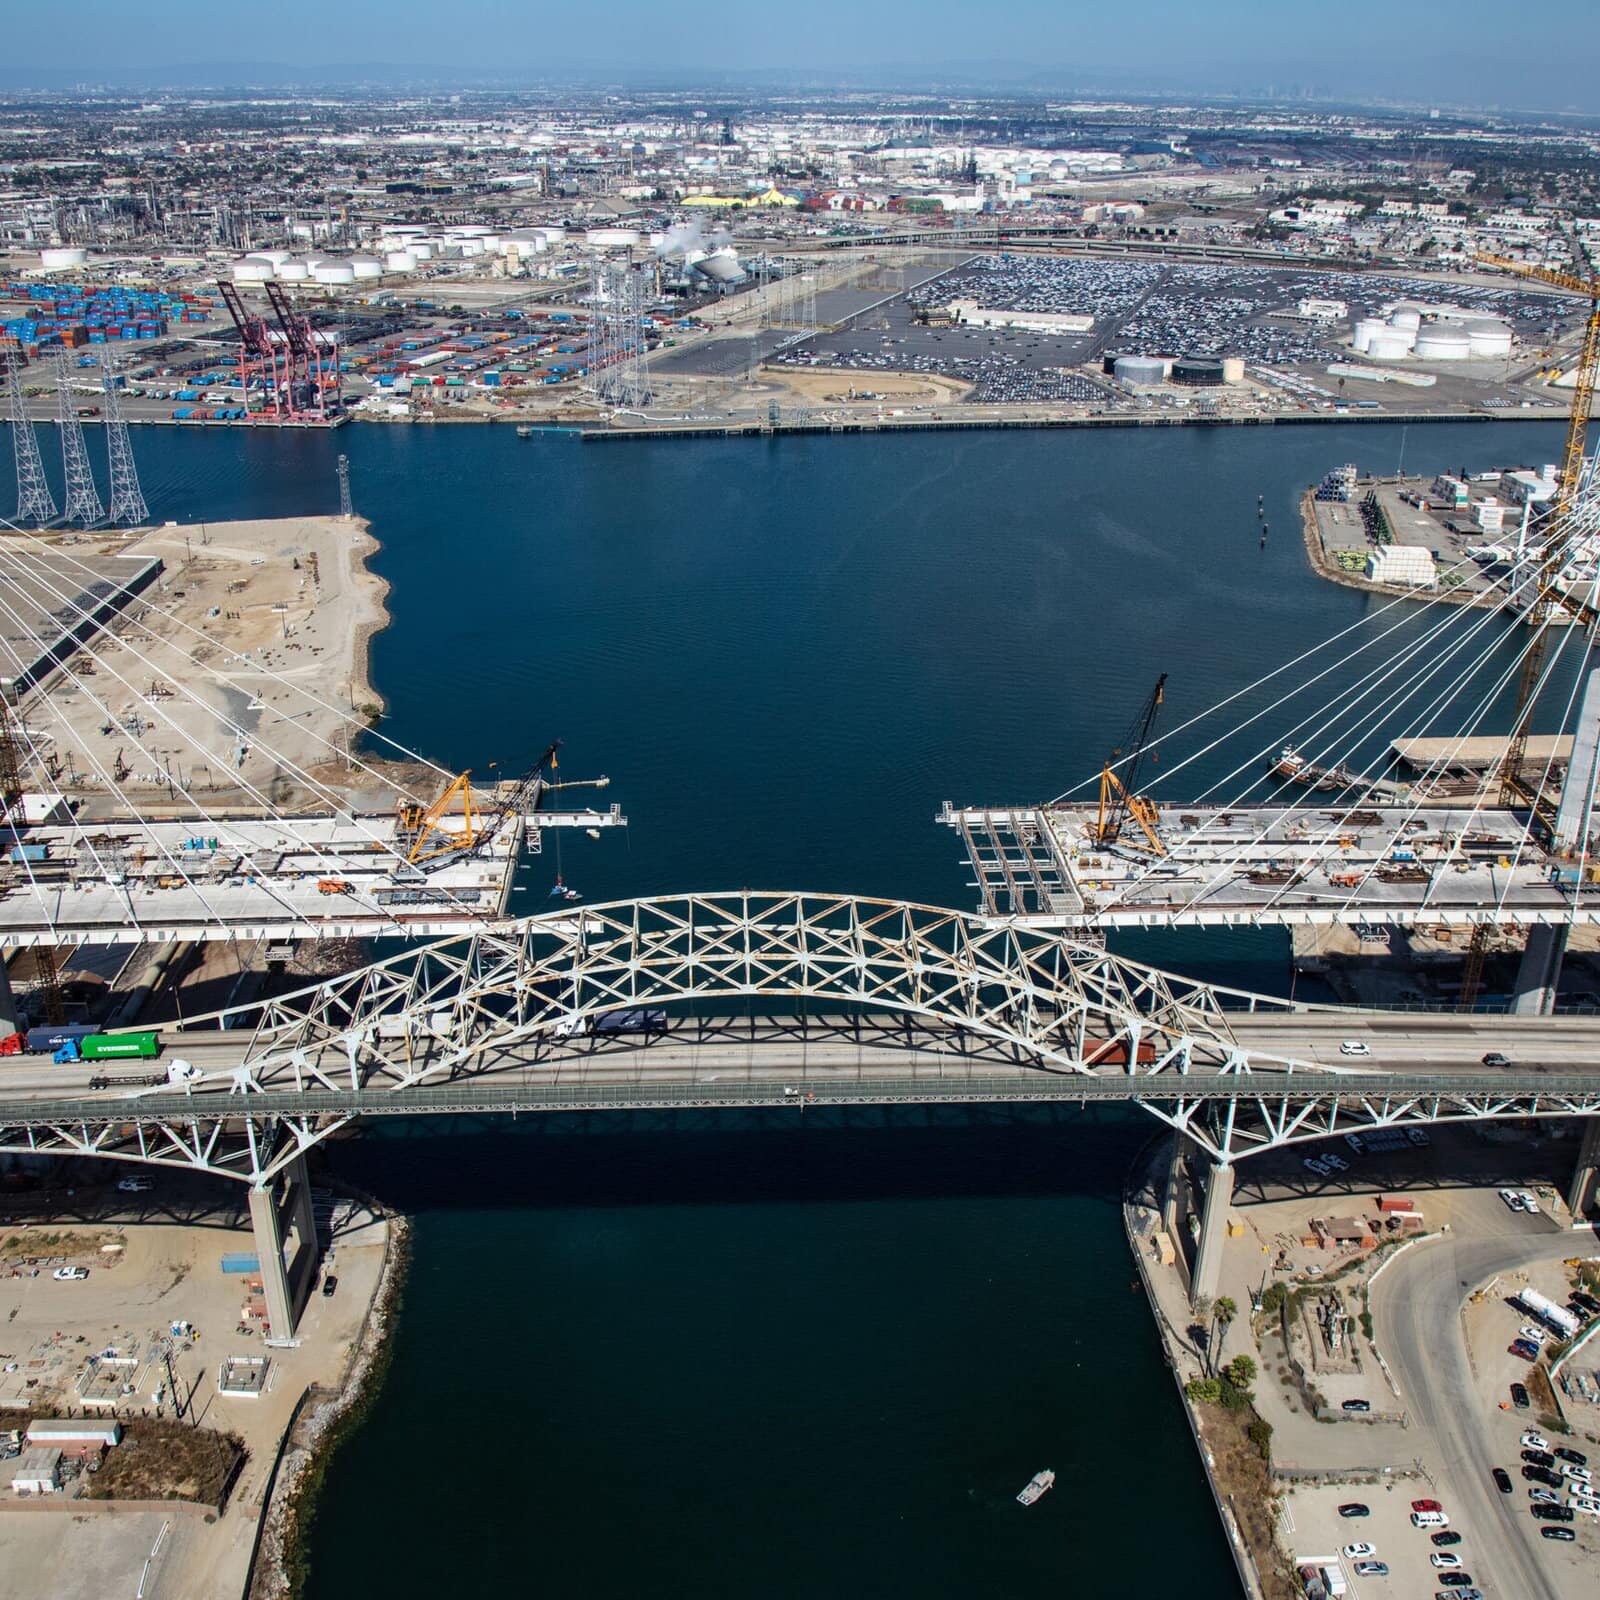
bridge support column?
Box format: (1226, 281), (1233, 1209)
(1191, 1160), (1235, 1308)
(247, 1153), (319, 1344)
(1512, 925), (1567, 1016)
(1569, 1118), (1600, 1222)
(1162, 1134), (1192, 1236)
(0, 960), (18, 1035)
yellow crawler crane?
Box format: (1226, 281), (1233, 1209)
(1459, 256), (1600, 1006)
(400, 740), (563, 867)
(1091, 673), (1168, 856)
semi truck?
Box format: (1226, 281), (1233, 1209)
(1515, 1285), (1580, 1339)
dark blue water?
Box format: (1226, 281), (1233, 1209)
(1, 417), (1570, 1595)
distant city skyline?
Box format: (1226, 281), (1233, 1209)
(4, 0), (1600, 115)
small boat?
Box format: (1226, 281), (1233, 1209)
(516, 424), (535, 438)
(1016, 1469), (1055, 1507)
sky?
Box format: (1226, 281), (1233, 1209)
(5, 0), (1600, 114)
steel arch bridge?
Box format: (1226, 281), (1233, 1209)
(1, 891), (1598, 1187)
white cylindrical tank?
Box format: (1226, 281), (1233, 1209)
(457, 239), (483, 257)
(480, 235), (502, 253)
(410, 242), (434, 261)
(275, 260), (309, 283)
(385, 250), (418, 272)
(39, 246), (87, 270)
(1352, 317), (1386, 353)
(1368, 331), (1413, 361)
(1221, 356), (1246, 383)
(534, 226), (566, 245)
(314, 263), (356, 286)
(694, 246), (745, 283)
(1466, 319), (1513, 358)
(1114, 355), (1167, 385)
(450, 225), (493, 238)
(585, 227), (642, 248)
(1388, 307), (1422, 332)
(351, 256), (383, 279)
(232, 257), (275, 282)
(1415, 326), (1472, 360)
(254, 249), (293, 268)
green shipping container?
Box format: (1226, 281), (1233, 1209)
(80, 1031), (160, 1060)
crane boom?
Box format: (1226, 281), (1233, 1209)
(1476, 255), (1600, 811)
(1091, 673), (1168, 855)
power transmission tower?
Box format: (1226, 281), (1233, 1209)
(54, 349), (103, 527)
(4, 350), (57, 525)
(593, 263), (649, 410)
(337, 454), (353, 519)
(101, 352), (147, 528)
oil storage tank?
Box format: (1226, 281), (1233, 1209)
(1466, 318), (1513, 358)
(1220, 356), (1246, 383)
(1414, 325), (1472, 361)
(1171, 355), (1227, 386)
(1352, 317), (1387, 353)
(1114, 355), (1167, 386)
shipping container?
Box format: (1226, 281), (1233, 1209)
(80, 1031), (160, 1060)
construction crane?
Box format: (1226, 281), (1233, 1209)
(400, 740), (564, 867)
(1090, 673), (1168, 856)
(1458, 255), (1600, 1007)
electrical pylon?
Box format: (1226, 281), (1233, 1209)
(101, 352), (148, 528)
(54, 349), (104, 527)
(337, 454), (353, 519)
(3, 350), (58, 525)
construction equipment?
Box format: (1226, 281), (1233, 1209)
(1476, 256), (1600, 816)
(1090, 674), (1168, 856)
(399, 740), (563, 867)
(1458, 256), (1600, 1011)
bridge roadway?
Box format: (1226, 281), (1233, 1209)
(0, 1008), (1597, 1124)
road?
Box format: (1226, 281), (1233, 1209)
(1371, 1224), (1591, 1600)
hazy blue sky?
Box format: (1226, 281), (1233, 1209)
(7, 0), (1600, 112)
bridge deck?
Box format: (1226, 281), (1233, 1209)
(943, 801), (1586, 927)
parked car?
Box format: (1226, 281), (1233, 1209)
(1411, 1510), (1449, 1528)
(1532, 1503), (1574, 1521)
(322, 1274), (339, 1298)
(1492, 1467), (1513, 1494)
(1523, 1430), (1551, 1450)
(1530, 1488), (1563, 1505)
(1412, 1499), (1443, 1514)
(1522, 1449), (1555, 1467)
(1510, 1339), (1541, 1361)
(1430, 1553), (1462, 1569)
(1353, 1561), (1389, 1577)
(1561, 1463), (1592, 1484)
(1339, 1502), (1371, 1518)
(1303, 1157), (1332, 1176)
(1510, 1383), (1531, 1409)
(51, 1266), (88, 1281)
(1499, 1188), (1525, 1210)
(1519, 1324), (1550, 1347)
(1323, 1153), (1350, 1172)
(1541, 1526), (1576, 1541)
(1524, 1465), (1563, 1487)
(1435, 1576), (1475, 1590)
(1342, 1399), (1372, 1413)
(1432, 1530), (1463, 1546)
(1554, 1447), (1588, 1466)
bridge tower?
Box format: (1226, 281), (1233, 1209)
(1571, 1120), (1600, 1221)
(3, 349), (58, 525)
(53, 349), (104, 526)
(101, 352), (148, 527)
(1190, 1159), (1235, 1305)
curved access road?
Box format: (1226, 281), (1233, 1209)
(1371, 1224), (1590, 1600)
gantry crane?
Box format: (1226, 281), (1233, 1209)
(1090, 673), (1168, 856)
(1458, 255), (1600, 1006)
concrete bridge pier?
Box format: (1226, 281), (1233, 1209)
(0, 962), (18, 1035)
(1569, 1118), (1600, 1222)
(1513, 925), (1568, 1017)
(1191, 1159), (1235, 1306)
(247, 1152), (320, 1343)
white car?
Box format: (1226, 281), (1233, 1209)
(1530, 1487), (1563, 1505)
(1563, 1463), (1593, 1484)
(116, 1176), (153, 1194)
(1339, 1040), (1371, 1057)
(1517, 1190), (1540, 1213)
(1523, 1430), (1552, 1451)
(1519, 1324), (1550, 1346)
(1572, 1499), (1600, 1517)
(51, 1266), (88, 1282)
(1430, 1553), (1462, 1570)
(1303, 1157), (1332, 1176)
(1500, 1188), (1524, 1211)
(1342, 1543), (1377, 1560)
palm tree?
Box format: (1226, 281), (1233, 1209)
(1213, 1296), (1238, 1363)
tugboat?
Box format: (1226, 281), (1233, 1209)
(1016, 1468), (1056, 1507)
